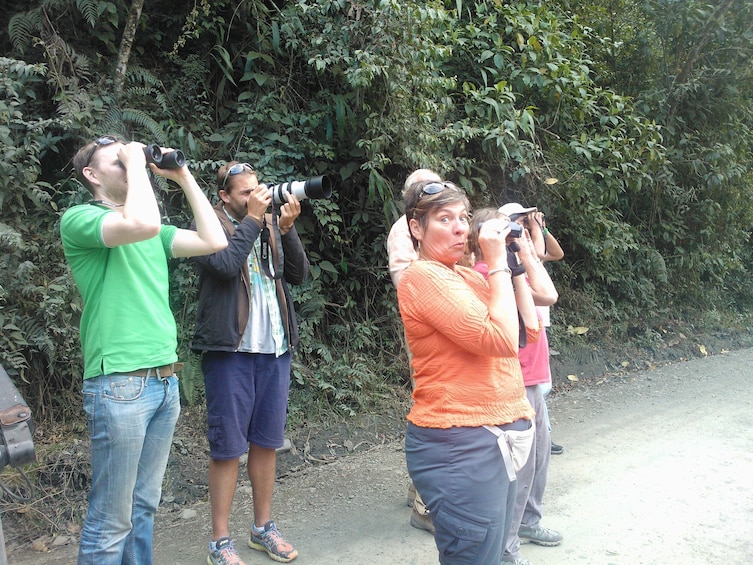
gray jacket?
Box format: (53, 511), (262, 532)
(190, 202), (309, 353)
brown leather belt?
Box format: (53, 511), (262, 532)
(121, 363), (184, 377)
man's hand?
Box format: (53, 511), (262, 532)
(246, 184), (272, 222)
(278, 193), (302, 234)
(147, 147), (204, 189)
(117, 142), (148, 169)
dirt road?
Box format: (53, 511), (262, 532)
(9, 348), (753, 564)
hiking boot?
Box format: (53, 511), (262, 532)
(208, 537), (246, 565)
(550, 441), (564, 455)
(248, 520), (298, 562)
(410, 507), (435, 535)
(407, 482), (417, 507)
(518, 525), (563, 546)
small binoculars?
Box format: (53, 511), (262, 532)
(143, 144), (186, 169)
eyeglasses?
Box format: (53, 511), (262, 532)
(83, 136), (119, 167)
(418, 181), (460, 199)
(221, 163), (255, 188)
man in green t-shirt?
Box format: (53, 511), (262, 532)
(60, 136), (227, 565)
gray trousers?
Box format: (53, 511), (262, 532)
(406, 423), (516, 565)
(504, 384), (551, 559)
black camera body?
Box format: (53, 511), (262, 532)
(144, 144), (186, 169)
(267, 175), (332, 205)
(0, 364), (35, 470)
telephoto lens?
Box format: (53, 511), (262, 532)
(267, 175), (332, 204)
(144, 144), (186, 169)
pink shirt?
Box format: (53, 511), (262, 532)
(473, 261), (547, 386)
(517, 312), (550, 386)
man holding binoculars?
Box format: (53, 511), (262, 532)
(61, 136), (227, 564)
(190, 161), (311, 564)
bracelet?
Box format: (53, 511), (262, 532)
(542, 227), (549, 236)
(488, 266), (512, 277)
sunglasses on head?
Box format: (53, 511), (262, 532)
(221, 163), (255, 188)
(84, 136), (119, 167)
(418, 181), (460, 199)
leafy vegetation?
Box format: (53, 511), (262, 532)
(1, 0), (752, 430)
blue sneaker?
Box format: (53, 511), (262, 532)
(208, 537), (246, 565)
(248, 520), (298, 562)
(518, 525), (563, 546)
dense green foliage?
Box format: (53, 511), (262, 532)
(1, 0), (752, 422)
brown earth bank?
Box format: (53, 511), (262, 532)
(1, 323), (751, 559)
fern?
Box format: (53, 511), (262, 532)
(98, 106), (127, 137)
(75, 0), (100, 28)
(18, 316), (56, 371)
(125, 66), (162, 89)
(121, 108), (168, 142)
(123, 87), (171, 116)
(8, 12), (42, 53)
(178, 351), (205, 406)
(0, 350), (29, 372)
(8, 0), (83, 52)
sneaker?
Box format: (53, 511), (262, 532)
(208, 537), (247, 565)
(409, 506), (435, 535)
(407, 482), (417, 507)
(248, 520), (298, 563)
(518, 525), (563, 546)
(550, 442), (564, 455)
(501, 558), (533, 565)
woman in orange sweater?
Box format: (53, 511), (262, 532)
(397, 181), (538, 564)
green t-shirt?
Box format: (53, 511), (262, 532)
(60, 203), (179, 379)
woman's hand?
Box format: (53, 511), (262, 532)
(478, 218), (510, 268)
(516, 229), (538, 262)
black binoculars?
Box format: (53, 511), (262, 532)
(507, 222), (523, 239)
(144, 144), (186, 169)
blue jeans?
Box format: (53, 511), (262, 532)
(78, 374), (180, 565)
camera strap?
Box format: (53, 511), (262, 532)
(259, 203), (285, 280)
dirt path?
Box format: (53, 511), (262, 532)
(9, 348), (753, 564)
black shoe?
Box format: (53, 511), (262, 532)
(550, 441), (564, 455)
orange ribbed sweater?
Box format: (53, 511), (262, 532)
(397, 260), (535, 428)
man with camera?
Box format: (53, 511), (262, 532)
(191, 162), (310, 565)
(61, 136), (227, 565)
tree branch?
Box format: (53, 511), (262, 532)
(113, 0), (145, 98)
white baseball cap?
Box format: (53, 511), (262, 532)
(498, 202), (537, 218)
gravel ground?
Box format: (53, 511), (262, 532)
(8, 347), (753, 564)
